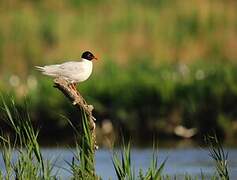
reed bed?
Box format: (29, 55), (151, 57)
(0, 99), (230, 179)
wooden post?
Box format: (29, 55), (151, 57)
(53, 77), (97, 150)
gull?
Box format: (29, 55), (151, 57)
(35, 51), (97, 91)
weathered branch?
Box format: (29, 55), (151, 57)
(53, 77), (97, 150)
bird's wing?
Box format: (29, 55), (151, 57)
(48, 61), (85, 77)
(35, 60), (87, 80)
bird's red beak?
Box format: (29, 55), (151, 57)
(93, 56), (98, 60)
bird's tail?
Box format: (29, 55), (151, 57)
(35, 66), (45, 72)
(35, 65), (58, 77)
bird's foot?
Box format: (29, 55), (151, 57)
(68, 83), (88, 105)
(68, 83), (78, 94)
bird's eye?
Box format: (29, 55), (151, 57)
(87, 53), (94, 60)
(88, 54), (92, 58)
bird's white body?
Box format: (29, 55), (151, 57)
(36, 58), (93, 84)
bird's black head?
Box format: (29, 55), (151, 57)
(81, 51), (97, 61)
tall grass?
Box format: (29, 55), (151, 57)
(1, 0), (237, 144)
(205, 135), (230, 180)
(112, 143), (167, 180)
(112, 143), (135, 179)
(0, 98), (98, 179)
(11, 60), (236, 145)
(0, 98), (55, 179)
(0, 0), (237, 76)
(0, 98), (231, 179)
(66, 110), (97, 179)
(112, 138), (230, 180)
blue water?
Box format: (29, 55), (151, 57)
(1, 148), (237, 179)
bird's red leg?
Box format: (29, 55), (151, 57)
(68, 83), (73, 90)
(70, 83), (79, 95)
(72, 83), (77, 91)
(68, 83), (76, 92)
(69, 83), (86, 103)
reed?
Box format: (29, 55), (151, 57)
(66, 110), (97, 179)
(0, 98), (231, 179)
(0, 98), (56, 179)
(205, 135), (230, 180)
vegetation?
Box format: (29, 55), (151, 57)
(112, 143), (167, 179)
(67, 111), (97, 179)
(0, 99), (55, 179)
(0, 99), (231, 179)
(0, 0), (235, 178)
(0, 0), (237, 143)
(2, 60), (237, 144)
(205, 135), (230, 180)
(0, 0), (237, 74)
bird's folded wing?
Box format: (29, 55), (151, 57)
(52, 61), (85, 77)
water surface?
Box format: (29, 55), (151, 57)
(1, 148), (237, 179)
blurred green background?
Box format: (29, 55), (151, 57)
(0, 0), (237, 146)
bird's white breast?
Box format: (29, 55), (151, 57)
(68, 58), (93, 83)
